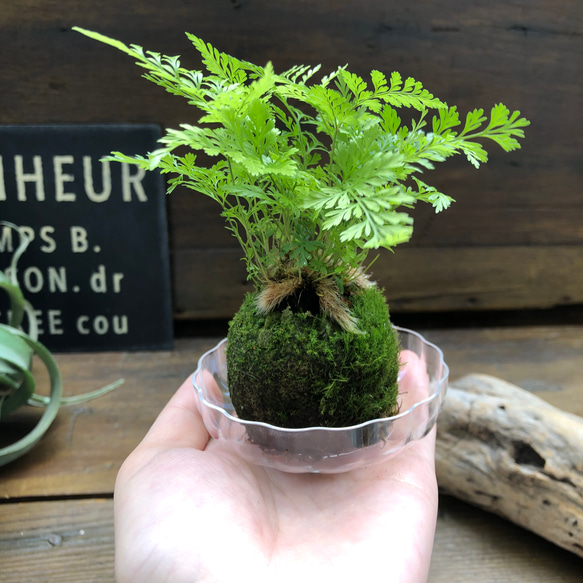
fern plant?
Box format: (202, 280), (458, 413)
(74, 28), (528, 428)
(74, 27), (529, 308)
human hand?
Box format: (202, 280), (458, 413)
(114, 349), (438, 583)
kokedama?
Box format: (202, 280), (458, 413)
(74, 28), (529, 429)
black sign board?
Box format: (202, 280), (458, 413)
(0, 124), (173, 352)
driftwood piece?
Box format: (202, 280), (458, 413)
(435, 374), (583, 558)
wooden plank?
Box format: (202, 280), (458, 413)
(0, 326), (581, 581)
(429, 496), (583, 582)
(419, 326), (583, 418)
(0, 0), (581, 317)
(172, 248), (252, 318)
(1, 497), (581, 582)
(2, 1), (581, 135)
(377, 246), (583, 312)
(171, 246), (583, 318)
(402, 202), (583, 248)
(0, 499), (115, 583)
(169, 189), (583, 250)
(0, 338), (221, 498)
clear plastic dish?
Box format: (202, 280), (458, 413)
(192, 326), (448, 473)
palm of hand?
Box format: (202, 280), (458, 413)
(115, 351), (438, 583)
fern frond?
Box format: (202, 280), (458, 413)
(373, 71), (446, 111)
(74, 27), (529, 286)
(186, 33), (262, 83)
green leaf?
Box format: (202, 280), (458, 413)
(432, 106), (460, 134)
(0, 325), (63, 466)
(73, 27), (135, 57)
(186, 32), (259, 84)
(375, 71), (446, 111)
(379, 105), (401, 134)
(483, 104), (530, 151)
(462, 108), (487, 134)
(411, 178), (455, 212)
(278, 63), (322, 85)
(302, 85), (356, 135)
(370, 70), (387, 93)
(338, 70), (380, 111)
(0, 222), (31, 328)
(459, 140), (489, 168)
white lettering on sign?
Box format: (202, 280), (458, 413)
(48, 309), (64, 335)
(0, 156), (147, 202)
(71, 226), (89, 253)
(90, 265), (124, 293)
(0, 225), (100, 254)
(121, 163), (148, 202)
(15, 155), (45, 201)
(0, 309), (130, 337)
(76, 314), (129, 335)
(83, 156), (112, 203)
(53, 155), (76, 202)
(39, 226), (57, 253)
(3, 265), (69, 294)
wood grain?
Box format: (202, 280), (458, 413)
(0, 499), (115, 583)
(0, 0), (581, 316)
(419, 326), (583, 418)
(436, 374), (583, 558)
(167, 181), (583, 252)
(0, 337), (221, 498)
(171, 246), (583, 318)
(1, 495), (582, 582)
(429, 496), (583, 583)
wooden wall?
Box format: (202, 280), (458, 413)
(1, 0), (582, 320)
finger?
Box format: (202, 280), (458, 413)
(116, 375), (211, 490)
(377, 350), (437, 499)
(141, 374), (211, 452)
(398, 349), (431, 410)
(394, 349), (437, 465)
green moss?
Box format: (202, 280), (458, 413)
(226, 286), (400, 428)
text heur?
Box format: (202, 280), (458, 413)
(0, 155), (147, 202)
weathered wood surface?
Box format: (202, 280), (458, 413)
(0, 325), (582, 581)
(419, 326), (583, 419)
(0, 499), (115, 583)
(430, 496), (583, 583)
(173, 246), (583, 317)
(1, 0), (581, 318)
(436, 374), (583, 558)
(0, 337), (220, 498)
(1, 497), (582, 583)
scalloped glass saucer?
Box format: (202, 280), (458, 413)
(192, 326), (448, 474)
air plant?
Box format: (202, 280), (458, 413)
(0, 223), (123, 465)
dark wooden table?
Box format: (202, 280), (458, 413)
(1, 326), (582, 582)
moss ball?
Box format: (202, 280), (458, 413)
(226, 285), (400, 428)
